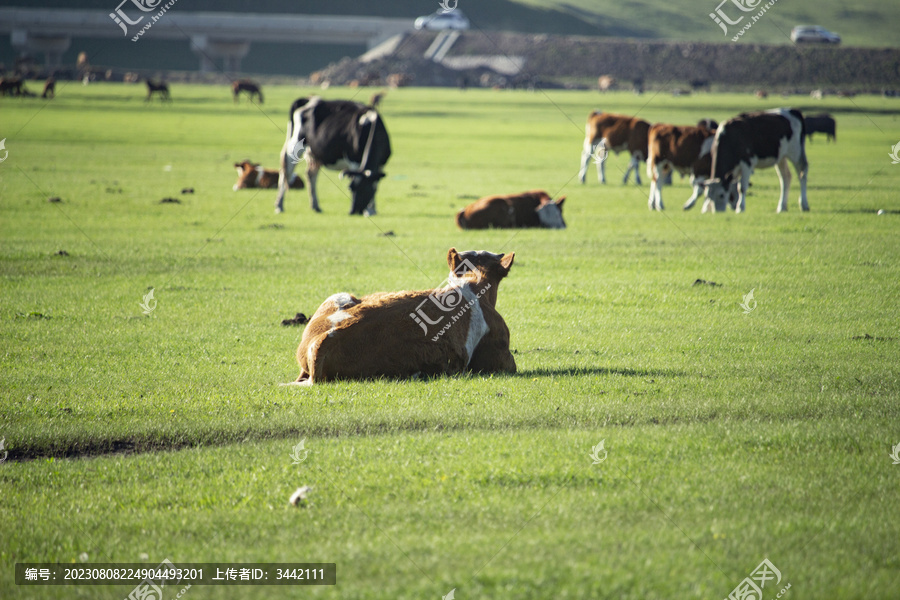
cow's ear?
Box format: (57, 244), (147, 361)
(500, 252), (515, 272)
(555, 196), (566, 207)
(447, 248), (460, 270)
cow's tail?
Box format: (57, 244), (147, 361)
(455, 210), (468, 229)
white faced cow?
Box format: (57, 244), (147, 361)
(578, 111), (650, 185)
(703, 108), (809, 213)
(288, 249), (517, 384)
(276, 96), (391, 215)
(456, 190), (566, 229)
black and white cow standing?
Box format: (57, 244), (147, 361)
(276, 96), (391, 215)
(702, 108), (809, 213)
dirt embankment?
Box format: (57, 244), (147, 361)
(312, 31), (900, 90)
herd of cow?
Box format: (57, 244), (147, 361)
(228, 95), (837, 384)
(235, 96), (835, 232)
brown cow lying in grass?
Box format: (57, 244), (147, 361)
(234, 160), (304, 190)
(456, 190), (566, 229)
(288, 248), (517, 384)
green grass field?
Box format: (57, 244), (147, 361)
(1, 83), (899, 599)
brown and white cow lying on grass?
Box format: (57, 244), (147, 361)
(288, 249), (517, 384)
(234, 160), (304, 191)
(456, 190), (566, 229)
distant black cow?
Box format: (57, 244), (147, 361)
(804, 113), (836, 142)
(145, 80), (170, 101)
(703, 108), (809, 213)
(277, 96), (391, 215)
(232, 79), (263, 104)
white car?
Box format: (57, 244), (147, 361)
(790, 25), (840, 44)
(414, 10), (470, 31)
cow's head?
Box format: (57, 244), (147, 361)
(342, 169), (386, 215)
(233, 160), (259, 190)
(536, 196), (566, 229)
(701, 175), (734, 212)
(447, 248), (515, 287)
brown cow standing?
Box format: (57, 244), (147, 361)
(234, 160), (304, 190)
(232, 80), (263, 104)
(646, 124), (717, 211)
(288, 249), (517, 384)
(579, 111), (650, 185)
(456, 190), (566, 229)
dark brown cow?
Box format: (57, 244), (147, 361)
(145, 80), (170, 101)
(804, 113), (835, 142)
(456, 190), (565, 229)
(288, 249), (516, 384)
(234, 161), (304, 191)
(42, 77), (55, 99)
(579, 112), (650, 185)
(232, 80), (263, 104)
(0, 77), (23, 96)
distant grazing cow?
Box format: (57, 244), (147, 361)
(598, 75), (616, 92)
(579, 111), (650, 185)
(232, 79), (263, 104)
(646, 124), (718, 211)
(703, 108), (809, 213)
(386, 73), (412, 88)
(0, 77), (23, 96)
(804, 113), (835, 142)
(755, 89), (769, 99)
(145, 80), (170, 101)
(277, 96), (391, 214)
(697, 118), (719, 130)
(289, 248), (517, 384)
(42, 77), (55, 99)
(456, 190), (566, 229)
(234, 160), (304, 191)
(689, 79), (710, 91)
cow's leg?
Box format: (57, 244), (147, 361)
(735, 168), (751, 213)
(775, 158), (791, 213)
(684, 176), (703, 210)
(306, 163), (322, 213)
(795, 152), (809, 211)
(647, 163), (664, 211)
(578, 138), (594, 184)
(626, 153), (642, 185)
(275, 146), (295, 213)
(597, 139), (609, 183)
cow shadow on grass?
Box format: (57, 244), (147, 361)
(511, 366), (685, 378)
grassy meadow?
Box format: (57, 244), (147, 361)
(1, 83), (899, 599)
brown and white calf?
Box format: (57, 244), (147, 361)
(234, 161), (304, 190)
(703, 108), (809, 213)
(456, 190), (565, 229)
(646, 124), (718, 211)
(289, 249), (517, 384)
(579, 111), (650, 185)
